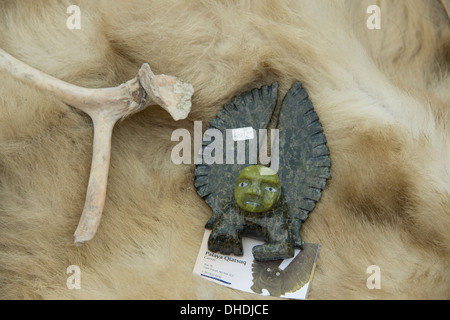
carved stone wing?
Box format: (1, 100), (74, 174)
(276, 82), (331, 223)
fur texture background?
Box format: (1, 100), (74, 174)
(0, 0), (449, 299)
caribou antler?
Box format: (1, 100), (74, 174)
(0, 48), (194, 245)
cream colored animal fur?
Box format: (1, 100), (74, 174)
(0, 0), (449, 299)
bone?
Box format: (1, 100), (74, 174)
(0, 48), (194, 245)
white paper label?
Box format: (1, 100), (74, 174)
(193, 229), (320, 300)
(232, 127), (255, 141)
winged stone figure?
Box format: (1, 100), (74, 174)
(194, 82), (330, 262)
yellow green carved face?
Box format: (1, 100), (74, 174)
(234, 165), (281, 213)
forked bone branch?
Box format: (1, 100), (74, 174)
(0, 48), (194, 245)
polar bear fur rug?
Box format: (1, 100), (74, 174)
(0, 0), (449, 299)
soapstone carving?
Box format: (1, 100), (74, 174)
(195, 82), (330, 261)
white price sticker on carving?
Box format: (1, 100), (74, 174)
(232, 127), (255, 141)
